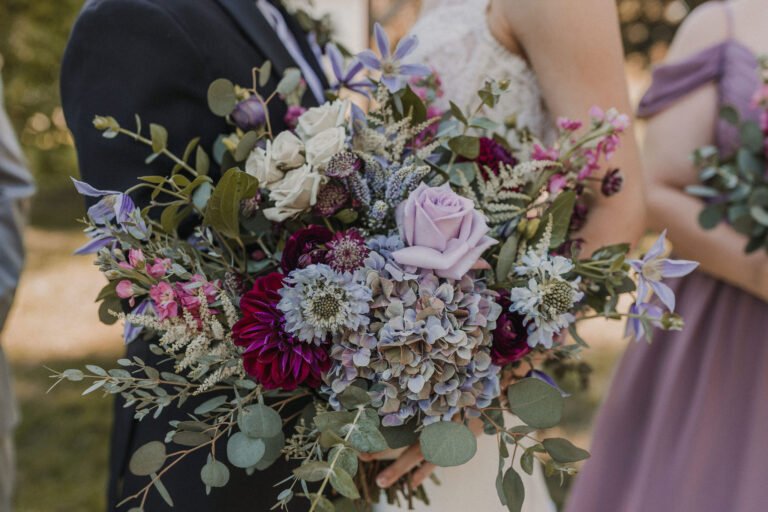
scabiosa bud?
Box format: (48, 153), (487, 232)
(325, 151), (362, 179)
(284, 105), (306, 130)
(231, 96), (266, 131)
(326, 229), (369, 273)
(314, 181), (349, 217)
(601, 168), (624, 197)
(241, 195), (261, 217)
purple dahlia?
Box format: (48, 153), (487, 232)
(233, 273), (330, 391)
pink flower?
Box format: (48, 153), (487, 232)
(128, 249), (145, 268)
(531, 143), (559, 161)
(392, 183), (497, 280)
(284, 105), (306, 130)
(589, 106), (605, 121)
(548, 174), (568, 193)
(174, 275), (219, 318)
(149, 281), (178, 320)
(116, 280), (136, 307)
(146, 258), (172, 279)
(557, 117), (582, 131)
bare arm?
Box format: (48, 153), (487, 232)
(491, 0), (646, 253)
(640, 6), (768, 301)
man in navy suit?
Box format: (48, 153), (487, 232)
(61, 1), (328, 509)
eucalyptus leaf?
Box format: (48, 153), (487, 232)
(502, 467), (525, 512)
(329, 445), (358, 477)
(254, 431), (285, 470)
(420, 422), (477, 467)
(129, 441), (166, 476)
(207, 78), (237, 116)
(172, 431), (211, 447)
(200, 459), (230, 488)
(149, 124), (168, 154)
(259, 61), (273, 87)
(507, 378), (564, 429)
(276, 68), (302, 96)
(238, 404), (282, 439)
(346, 421), (388, 453)
(741, 121), (765, 154)
(698, 204), (725, 230)
(338, 386), (371, 409)
(542, 438), (590, 463)
(330, 467), (360, 499)
(381, 421), (419, 450)
(194, 395), (228, 416)
(226, 432), (265, 469)
(448, 135), (480, 160)
(195, 146), (211, 176)
(235, 131), (260, 162)
(62, 369), (84, 382)
(720, 105), (740, 125)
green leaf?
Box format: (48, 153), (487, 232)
(234, 131), (260, 162)
(238, 404), (282, 439)
(207, 78), (237, 116)
(192, 181), (213, 211)
(129, 441), (166, 476)
(720, 105), (740, 125)
(698, 204), (725, 230)
(496, 235), (520, 283)
(338, 386), (371, 410)
(329, 445), (359, 477)
(200, 459), (230, 488)
(685, 185), (719, 198)
(153, 477), (174, 507)
(741, 121), (765, 154)
(330, 467), (360, 499)
(381, 421), (419, 450)
(448, 162), (477, 187)
(308, 494), (335, 512)
(193, 395), (228, 416)
(334, 209), (359, 224)
(449, 101), (468, 125)
(259, 61), (273, 87)
(398, 86), (427, 124)
(737, 147), (763, 177)
(542, 438), (590, 463)
(196, 146), (211, 176)
(62, 369), (84, 382)
(172, 431), (211, 447)
(502, 467), (525, 512)
(346, 422), (388, 453)
(293, 460), (332, 482)
(535, 191), (577, 249)
(507, 378), (564, 429)
(254, 431), (285, 470)
(520, 448), (535, 476)
(149, 124), (168, 154)
(276, 68), (302, 96)
(98, 296), (121, 325)
(203, 168), (259, 239)
(420, 422), (477, 467)
(448, 135), (480, 160)
(226, 432), (265, 468)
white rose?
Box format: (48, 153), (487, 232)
(271, 131), (305, 170)
(305, 127), (346, 168)
(245, 146), (282, 187)
(297, 100), (347, 138)
(263, 165), (323, 222)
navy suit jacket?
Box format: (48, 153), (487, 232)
(61, 1), (326, 509)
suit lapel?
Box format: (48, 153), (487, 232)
(277, 2), (330, 92)
(216, 0), (296, 77)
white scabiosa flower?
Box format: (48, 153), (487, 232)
(278, 264), (371, 344)
(509, 251), (584, 348)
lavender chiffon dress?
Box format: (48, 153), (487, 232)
(565, 39), (768, 512)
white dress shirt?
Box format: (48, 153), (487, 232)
(256, 0), (326, 104)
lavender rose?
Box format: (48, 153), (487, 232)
(392, 183), (497, 279)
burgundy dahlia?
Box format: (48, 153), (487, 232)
(281, 225), (333, 273)
(232, 273), (330, 391)
(491, 290), (532, 366)
(475, 137), (517, 179)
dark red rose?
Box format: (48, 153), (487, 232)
(491, 290), (532, 366)
(281, 225), (333, 273)
(232, 273), (331, 390)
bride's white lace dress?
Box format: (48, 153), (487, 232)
(374, 1), (556, 511)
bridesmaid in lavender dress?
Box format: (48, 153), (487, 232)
(566, 1), (768, 511)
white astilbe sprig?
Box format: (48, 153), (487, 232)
(125, 291), (244, 394)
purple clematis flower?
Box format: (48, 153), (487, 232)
(72, 178), (150, 254)
(628, 230), (698, 312)
(356, 23), (430, 92)
(625, 302), (664, 341)
(327, 43), (371, 95)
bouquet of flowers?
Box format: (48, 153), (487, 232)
(54, 25), (695, 512)
(689, 57), (768, 253)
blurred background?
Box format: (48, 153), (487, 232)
(0, 0), (709, 510)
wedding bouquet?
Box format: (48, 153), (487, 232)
(54, 25), (695, 512)
(689, 57), (768, 253)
